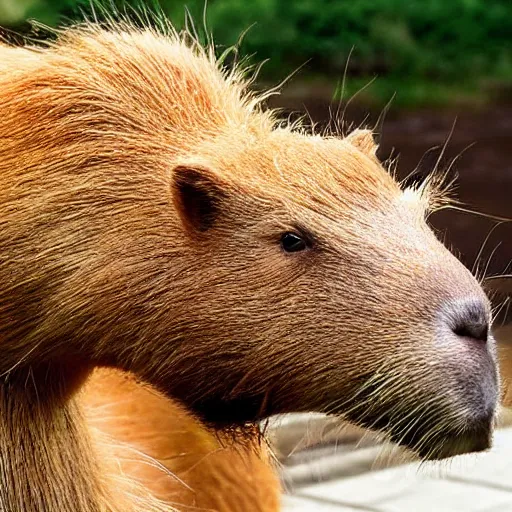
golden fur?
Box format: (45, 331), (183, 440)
(0, 20), (498, 511)
(81, 369), (280, 511)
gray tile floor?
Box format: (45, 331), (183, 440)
(282, 427), (512, 511)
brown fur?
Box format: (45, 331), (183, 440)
(81, 368), (281, 512)
(0, 20), (498, 511)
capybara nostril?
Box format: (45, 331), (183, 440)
(448, 298), (490, 343)
(453, 319), (489, 343)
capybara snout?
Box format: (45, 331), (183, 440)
(0, 26), (498, 461)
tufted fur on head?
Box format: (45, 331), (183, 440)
(0, 16), (498, 511)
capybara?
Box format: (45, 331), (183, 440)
(0, 18), (499, 511)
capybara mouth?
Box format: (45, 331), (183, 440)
(337, 367), (497, 461)
(388, 416), (494, 460)
(344, 403), (495, 460)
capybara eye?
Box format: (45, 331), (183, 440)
(280, 232), (307, 253)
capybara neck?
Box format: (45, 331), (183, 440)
(0, 366), (179, 512)
(0, 368), (106, 512)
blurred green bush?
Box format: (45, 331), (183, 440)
(1, 0), (511, 107)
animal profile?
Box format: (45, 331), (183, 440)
(0, 14), (498, 511)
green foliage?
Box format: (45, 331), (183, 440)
(201, 0), (512, 82)
(1, 0), (511, 107)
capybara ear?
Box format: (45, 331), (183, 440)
(172, 165), (226, 233)
(344, 129), (379, 158)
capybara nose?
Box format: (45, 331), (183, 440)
(447, 298), (490, 344)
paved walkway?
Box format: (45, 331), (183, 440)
(282, 427), (512, 512)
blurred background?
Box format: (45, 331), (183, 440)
(1, 1), (511, 507)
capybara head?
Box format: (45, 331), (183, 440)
(0, 24), (498, 460)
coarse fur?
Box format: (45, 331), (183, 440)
(0, 18), (499, 511)
(81, 368), (281, 512)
